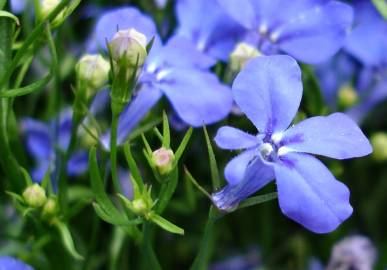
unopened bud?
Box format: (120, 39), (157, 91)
(76, 54), (110, 91)
(109, 28), (147, 67)
(230, 43), (261, 72)
(152, 148), (175, 175)
(338, 84), (358, 109)
(22, 184), (47, 208)
(371, 132), (387, 161)
(131, 198), (148, 215)
(42, 197), (58, 216)
(39, 0), (64, 25)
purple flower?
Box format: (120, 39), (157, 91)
(316, 0), (387, 122)
(212, 55), (372, 233)
(217, 0), (353, 64)
(21, 109), (88, 182)
(0, 256), (33, 270)
(91, 7), (233, 148)
(175, 0), (244, 63)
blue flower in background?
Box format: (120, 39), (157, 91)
(21, 109), (88, 182)
(217, 0), (353, 64)
(0, 256), (33, 270)
(175, 0), (244, 63)
(316, 0), (387, 123)
(212, 55), (372, 233)
(10, 0), (26, 14)
(88, 7), (233, 148)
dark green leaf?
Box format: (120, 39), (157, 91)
(203, 126), (220, 189)
(149, 213), (184, 235)
(238, 192), (278, 209)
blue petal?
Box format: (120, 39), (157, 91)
(67, 151), (88, 177)
(160, 68), (233, 127)
(118, 168), (134, 199)
(223, 149), (257, 185)
(277, 1), (353, 64)
(213, 154), (274, 211)
(89, 89), (110, 115)
(281, 112), (372, 159)
(31, 162), (51, 183)
(101, 84), (163, 149)
(87, 7), (158, 52)
(21, 118), (53, 160)
(176, 0), (244, 61)
(54, 108), (73, 151)
(345, 1), (387, 66)
(0, 256), (34, 270)
(214, 126), (260, 150)
(216, 0), (256, 29)
(232, 55), (302, 134)
(10, 0), (26, 14)
(275, 152), (353, 233)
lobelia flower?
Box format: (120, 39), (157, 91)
(0, 256), (34, 270)
(174, 0), (244, 63)
(212, 55), (372, 233)
(316, 0), (387, 123)
(87, 7), (233, 149)
(217, 0), (353, 64)
(21, 108), (88, 182)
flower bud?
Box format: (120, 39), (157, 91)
(338, 84), (358, 109)
(109, 28), (147, 67)
(22, 184), (47, 208)
(76, 54), (110, 91)
(230, 43), (261, 72)
(42, 197), (58, 216)
(152, 148), (175, 175)
(371, 132), (387, 161)
(131, 198), (149, 215)
(39, 0), (64, 25)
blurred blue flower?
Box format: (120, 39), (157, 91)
(10, 0), (26, 14)
(21, 108), (88, 182)
(175, 0), (244, 63)
(0, 256), (33, 270)
(217, 0), (353, 64)
(316, 0), (387, 122)
(212, 55), (372, 233)
(88, 7), (233, 148)
(210, 246), (261, 270)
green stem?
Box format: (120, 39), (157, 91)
(110, 111), (122, 193)
(190, 207), (218, 270)
(140, 222), (162, 270)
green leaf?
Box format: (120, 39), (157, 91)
(238, 192), (278, 210)
(89, 147), (128, 225)
(19, 167), (33, 187)
(0, 11), (20, 26)
(162, 111), (170, 148)
(372, 0), (387, 19)
(54, 221), (84, 261)
(123, 142), (144, 192)
(0, 72), (52, 97)
(184, 167), (212, 200)
(6, 191), (25, 203)
(174, 127), (193, 164)
(149, 213), (184, 235)
(203, 126), (220, 190)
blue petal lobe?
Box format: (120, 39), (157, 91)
(281, 112), (372, 159)
(214, 126), (259, 150)
(67, 151), (89, 176)
(0, 256), (34, 270)
(21, 118), (53, 160)
(232, 55), (302, 134)
(275, 152), (353, 233)
(160, 68), (233, 127)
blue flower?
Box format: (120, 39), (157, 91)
(217, 0), (353, 64)
(316, 0), (387, 122)
(10, 0), (26, 14)
(89, 7), (233, 148)
(0, 256), (33, 270)
(212, 55), (372, 233)
(174, 0), (244, 63)
(21, 109), (88, 182)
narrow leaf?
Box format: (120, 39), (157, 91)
(162, 111), (170, 148)
(54, 221), (84, 261)
(19, 167), (33, 187)
(174, 127), (193, 163)
(0, 72), (52, 98)
(238, 192), (278, 210)
(149, 213), (184, 235)
(203, 126), (220, 189)
(0, 11), (20, 26)
(184, 167), (212, 200)
(123, 142), (144, 191)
